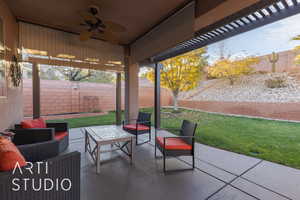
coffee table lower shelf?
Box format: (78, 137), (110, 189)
(83, 126), (134, 173)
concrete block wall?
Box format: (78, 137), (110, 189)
(179, 100), (300, 121)
(250, 50), (300, 73)
(23, 79), (172, 116)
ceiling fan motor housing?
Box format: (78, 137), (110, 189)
(89, 5), (99, 15)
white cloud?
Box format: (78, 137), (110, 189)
(263, 13), (300, 45)
(207, 13), (300, 61)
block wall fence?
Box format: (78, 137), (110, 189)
(23, 79), (173, 116)
(178, 100), (300, 121)
(244, 50), (299, 73)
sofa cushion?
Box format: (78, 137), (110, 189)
(21, 118), (46, 129)
(21, 120), (34, 128)
(37, 118), (47, 128)
(55, 131), (68, 141)
(0, 137), (27, 171)
(124, 124), (150, 131)
(156, 136), (192, 150)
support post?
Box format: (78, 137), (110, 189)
(116, 72), (122, 125)
(154, 63), (161, 129)
(32, 62), (40, 119)
(124, 47), (139, 123)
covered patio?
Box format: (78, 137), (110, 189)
(3, 0), (300, 128)
(69, 126), (299, 200)
(1, 0), (300, 199)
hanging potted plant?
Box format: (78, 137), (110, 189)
(9, 55), (22, 87)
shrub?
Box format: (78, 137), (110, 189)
(265, 76), (287, 88)
(207, 57), (259, 85)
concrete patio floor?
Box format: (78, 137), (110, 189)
(67, 126), (300, 200)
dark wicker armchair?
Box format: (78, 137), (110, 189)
(0, 140), (81, 200)
(155, 120), (197, 172)
(14, 122), (69, 153)
(123, 112), (152, 145)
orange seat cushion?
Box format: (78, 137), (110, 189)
(55, 131), (68, 141)
(124, 124), (150, 131)
(156, 136), (192, 150)
(21, 118), (46, 129)
(0, 137), (27, 171)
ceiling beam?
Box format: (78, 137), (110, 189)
(194, 0), (260, 32)
(26, 57), (124, 72)
(195, 0), (227, 17)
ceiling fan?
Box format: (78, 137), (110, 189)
(78, 5), (126, 43)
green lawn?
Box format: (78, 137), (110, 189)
(47, 108), (300, 169)
(47, 111), (117, 128)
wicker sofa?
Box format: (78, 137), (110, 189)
(0, 140), (80, 200)
(14, 121), (69, 153)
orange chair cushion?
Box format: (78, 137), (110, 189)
(21, 118), (46, 129)
(156, 136), (192, 150)
(0, 137), (27, 171)
(124, 124), (150, 131)
(55, 131), (68, 141)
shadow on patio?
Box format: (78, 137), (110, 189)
(67, 126), (300, 200)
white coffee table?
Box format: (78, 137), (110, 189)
(83, 125), (134, 173)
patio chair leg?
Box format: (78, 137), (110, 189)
(154, 143), (157, 158)
(192, 155), (195, 169)
(84, 131), (87, 152)
(163, 152), (166, 172)
(136, 134), (138, 145)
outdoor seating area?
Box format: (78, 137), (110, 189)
(0, 121), (298, 199)
(0, 121), (79, 200)
(1, 0), (300, 199)
(155, 120), (197, 172)
(1, 110), (300, 199)
(123, 112), (152, 145)
(14, 118), (69, 152)
(67, 126), (300, 200)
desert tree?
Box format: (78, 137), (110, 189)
(146, 48), (208, 110)
(292, 35), (300, 64)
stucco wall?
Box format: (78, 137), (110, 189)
(0, 0), (23, 131)
(23, 79), (172, 116)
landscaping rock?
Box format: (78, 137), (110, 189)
(179, 73), (300, 103)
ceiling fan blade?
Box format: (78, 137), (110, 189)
(79, 31), (93, 41)
(99, 31), (119, 44)
(78, 11), (97, 24)
(103, 20), (126, 32)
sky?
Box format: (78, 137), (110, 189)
(206, 12), (300, 64)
